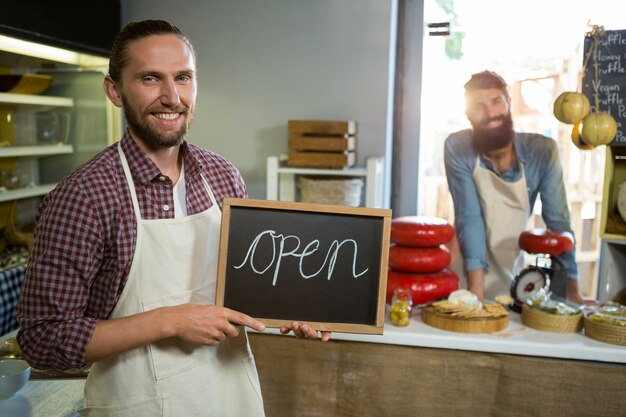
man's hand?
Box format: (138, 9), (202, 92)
(467, 269), (485, 300)
(165, 303), (266, 346)
(86, 303), (266, 363)
(565, 278), (598, 306)
(279, 322), (331, 342)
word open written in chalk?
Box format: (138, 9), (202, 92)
(234, 230), (369, 286)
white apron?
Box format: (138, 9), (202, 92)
(77, 143), (265, 417)
(472, 157), (530, 299)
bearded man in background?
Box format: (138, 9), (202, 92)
(443, 70), (593, 305)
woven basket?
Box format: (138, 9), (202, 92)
(298, 176), (363, 206)
(583, 315), (626, 346)
(521, 304), (583, 333)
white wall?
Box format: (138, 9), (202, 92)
(121, 0), (395, 201)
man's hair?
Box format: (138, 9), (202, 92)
(108, 20), (196, 83)
(464, 70), (509, 98)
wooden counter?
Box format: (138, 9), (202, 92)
(249, 310), (625, 417)
(250, 333), (625, 417)
(2, 309), (624, 417)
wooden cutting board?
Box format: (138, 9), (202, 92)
(421, 306), (509, 333)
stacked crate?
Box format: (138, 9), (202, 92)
(287, 120), (357, 168)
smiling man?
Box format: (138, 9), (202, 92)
(17, 20), (328, 417)
(443, 70), (593, 305)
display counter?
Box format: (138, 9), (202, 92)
(249, 309), (625, 417)
(1, 309), (624, 417)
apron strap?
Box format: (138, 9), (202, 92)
(118, 142), (142, 220)
(200, 174), (219, 208)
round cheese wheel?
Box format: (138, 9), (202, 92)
(388, 245), (450, 273)
(517, 229), (574, 256)
(391, 216), (455, 247)
(385, 269), (459, 305)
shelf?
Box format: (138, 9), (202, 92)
(0, 144), (73, 158)
(0, 38), (121, 230)
(267, 155), (385, 208)
(0, 92), (74, 109)
(0, 183), (56, 202)
(600, 233), (626, 242)
(275, 165), (368, 177)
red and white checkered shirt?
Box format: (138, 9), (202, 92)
(17, 132), (247, 371)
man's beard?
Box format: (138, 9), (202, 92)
(122, 96), (193, 149)
(470, 113), (514, 154)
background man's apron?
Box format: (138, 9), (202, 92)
(472, 157), (530, 299)
(78, 143), (265, 417)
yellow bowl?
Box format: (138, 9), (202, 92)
(0, 74), (53, 95)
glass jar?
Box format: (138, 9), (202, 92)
(389, 288), (413, 327)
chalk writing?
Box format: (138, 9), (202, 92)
(599, 60), (624, 75)
(234, 229), (369, 286)
(583, 29), (626, 145)
(606, 32), (626, 46)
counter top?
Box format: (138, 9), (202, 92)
(263, 307), (625, 364)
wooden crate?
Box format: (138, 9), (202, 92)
(287, 151), (356, 169)
(288, 120), (357, 136)
(288, 136), (356, 152)
(287, 120), (357, 168)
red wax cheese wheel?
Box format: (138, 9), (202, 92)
(386, 269), (459, 305)
(518, 229), (574, 256)
(391, 216), (455, 247)
(388, 245), (451, 273)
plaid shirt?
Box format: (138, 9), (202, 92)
(17, 132), (247, 371)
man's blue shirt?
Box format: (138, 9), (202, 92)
(443, 129), (578, 278)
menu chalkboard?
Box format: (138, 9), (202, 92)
(216, 198), (392, 334)
(582, 29), (626, 146)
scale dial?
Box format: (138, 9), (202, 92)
(511, 267), (549, 311)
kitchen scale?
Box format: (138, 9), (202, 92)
(510, 265), (550, 312)
(512, 229), (574, 312)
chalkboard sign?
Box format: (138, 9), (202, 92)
(582, 29), (626, 145)
(216, 198), (392, 334)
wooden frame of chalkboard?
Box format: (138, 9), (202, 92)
(216, 198), (392, 334)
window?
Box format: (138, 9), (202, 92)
(418, 0), (622, 297)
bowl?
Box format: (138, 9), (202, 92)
(0, 74), (53, 95)
(0, 360), (31, 400)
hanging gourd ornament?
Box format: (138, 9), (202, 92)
(557, 25), (616, 149)
(571, 122), (595, 150)
(553, 92), (590, 124)
(581, 111), (617, 146)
